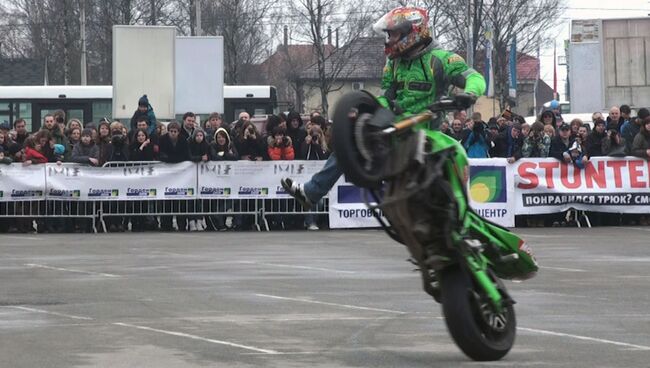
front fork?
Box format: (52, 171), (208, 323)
(444, 158), (506, 313)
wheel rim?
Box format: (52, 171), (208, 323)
(349, 110), (389, 178)
(471, 290), (511, 339)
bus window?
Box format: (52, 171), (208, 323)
(92, 101), (112, 123)
(14, 102), (32, 131)
(0, 101), (10, 127)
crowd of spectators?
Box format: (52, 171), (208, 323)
(2, 94), (649, 232)
(0, 96), (330, 233)
(439, 103), (650, 226)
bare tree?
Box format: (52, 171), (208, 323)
(439, 0), (563, 110)
(286, 0), (378, 116)
(200, 0), (273, 84)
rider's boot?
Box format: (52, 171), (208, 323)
(280, 178), (313, 210)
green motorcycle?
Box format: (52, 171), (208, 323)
(331, 91), (538, 361)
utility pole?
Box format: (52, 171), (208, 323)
(466, 0), (474, 68)
(150, 0), (156, 25)
(80, 0), (87, 85)
(196, 0), (202, 36)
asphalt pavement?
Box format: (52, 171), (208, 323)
(1, 227), (650, 367)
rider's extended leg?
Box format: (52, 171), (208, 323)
(281, 153), (343, 209)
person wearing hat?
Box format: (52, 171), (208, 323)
(71, 128), (100, 166)
(602, 120), (628, 157)
(550, 123), (575, 162)
(493, 122), (524, 163)
(130, 94), (157, 135)
(565, 140), (585, 169)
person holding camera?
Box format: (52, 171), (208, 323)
(267, 127), (295, 161)
(522, 122), (551, 158)
(301, 125), (329, 161)
(462, 119), (490, 158)
(235, 121), (265, 161)
(602, 122), (628, 157)
(105, 122), (129, 162)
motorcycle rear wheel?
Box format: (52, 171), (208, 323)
(440, 266), (516, 361)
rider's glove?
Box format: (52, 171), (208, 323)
(455, 93), (477, 109)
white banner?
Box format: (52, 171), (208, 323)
(327, 176), (388, 229)
(0, 164), (46, 202)
(45, 162), (197, 200)
(328, 159), (516, 229)
(514, 157), (650, 214)
(197, 161), (325, 199)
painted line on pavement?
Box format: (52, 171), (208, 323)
(113, 322), (281, 354)
(0, 236), (43, 241)
(238, 261), (356, 274)
(519, 327), (650, 351)
(5, 306), (94, 320)
(255, 293), (407, 314)
(539, 266), (586, 272)
(24, 263), (121, 278)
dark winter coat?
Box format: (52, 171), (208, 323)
(70, 142), (100, 165)
(209, 128), (238, 161)
(158, 133), (190, 163)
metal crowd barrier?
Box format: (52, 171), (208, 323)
(0, 161), (331, 233)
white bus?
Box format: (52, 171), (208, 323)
(0, 85), (277, 131)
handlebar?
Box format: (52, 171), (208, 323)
(381, 95), (476, 134)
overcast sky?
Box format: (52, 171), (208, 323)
(540, 0), (649, 101)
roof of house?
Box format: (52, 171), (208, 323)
(0, 58), (45, 86)
(299, 37), (385, 80)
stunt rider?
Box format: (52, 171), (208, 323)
(281, 7), (486, 209)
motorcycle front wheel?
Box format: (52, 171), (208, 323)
(440, 266), (516, 361)
(331, 91), (386, 189)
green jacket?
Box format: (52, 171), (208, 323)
(378, 48), (486, 116)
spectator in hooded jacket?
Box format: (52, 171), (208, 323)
(235, 121), (265, 161)
(205, 128), (239, 232)
(158, 121), (190, 163)
(493, 123), (523, 163)
(130, 94), (157, 135)
(286, 111), (307, 158)
(622, 108), (649, 154)
(267, 127), (295, 160)
(209, 128), (238, 161)
(632, 116), (650, 159)
(129, 129), (155, 161)
(188, 128), (210, 163)
(71, 129), (100, 166)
